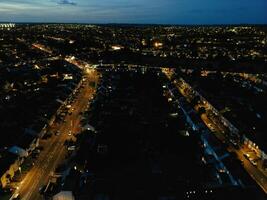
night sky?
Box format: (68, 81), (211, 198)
(0, 0), (266, 24)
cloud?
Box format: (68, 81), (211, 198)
(57, 0), (77, 6)
(0, 0), (266, 24)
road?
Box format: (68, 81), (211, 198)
(201, 108), (267, 193)
(12, 70), (99, 200)
(162, 68), (267, 194)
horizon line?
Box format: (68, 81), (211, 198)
(1, 21), (267, 26)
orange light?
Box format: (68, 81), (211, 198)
(154, 42), (163, 48)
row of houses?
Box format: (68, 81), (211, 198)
(0, 62), (86, 190)
(0, 132), (39, 188)
(177, 77), (267, 162)
(0, 78), (83, 189)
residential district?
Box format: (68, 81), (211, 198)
(0, 23), (267, 200)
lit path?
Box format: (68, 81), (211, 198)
(12, 70), (98, 200)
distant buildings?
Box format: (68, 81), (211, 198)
(0, 24), (266, 196)
(0, 23), (15, 30)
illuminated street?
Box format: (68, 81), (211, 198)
(11, 70), (99, 200)
(1, 23), (267, 200)
(162, 68), (267, 194)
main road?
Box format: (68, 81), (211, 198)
(12, 70), (99, 200)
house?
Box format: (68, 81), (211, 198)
(0, 151), (20, 188)
(18, 134), (39, 154)
(8, 134), (39, 158)
(83, 124), (96, 132)
(8, 146), (28, 158)
(53, 191), (75, 200)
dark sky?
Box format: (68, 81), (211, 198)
(0, 0), (266, 24)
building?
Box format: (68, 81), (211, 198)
(0, 151), (20, 188)
(53, 191), (75, 200)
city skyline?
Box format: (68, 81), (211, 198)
(0, 0), (267, 24)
